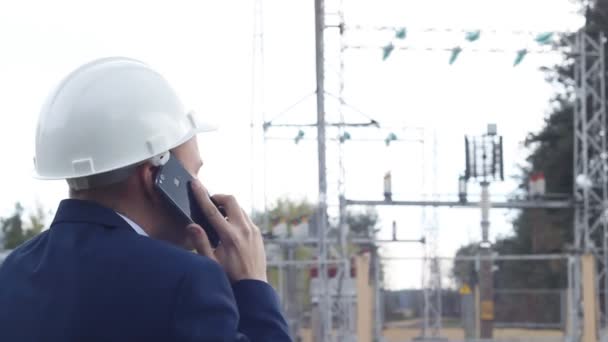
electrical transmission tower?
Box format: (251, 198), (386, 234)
(334, 0), (357, 339)
(259, 0), (608, 340)
(572, 29), (608, 341)
(422, 131), (442, 339)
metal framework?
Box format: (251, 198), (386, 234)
(323, 8), (600, 342)
(572, 29), (608, 341)
(315, 25), (608, 342)
(255, 0), (608, 339)
(345, 199), (574, 209)
(335, 0), (357, 338)
(421, 131), (442, 339)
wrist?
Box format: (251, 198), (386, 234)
(232, 274), (267, 284)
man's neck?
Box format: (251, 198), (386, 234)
(70, 191), (155, 237)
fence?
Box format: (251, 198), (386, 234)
(267, 251), (578, 342)
(381, 257), (570, 342)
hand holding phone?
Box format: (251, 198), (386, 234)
(187, 180), (268, 283)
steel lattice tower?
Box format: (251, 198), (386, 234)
(422, 131), (443, 339)
(572, 29), (608, 341)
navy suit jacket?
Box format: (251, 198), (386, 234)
(0, 199), (291, 342)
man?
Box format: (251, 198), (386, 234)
(0, 57), (292, 341)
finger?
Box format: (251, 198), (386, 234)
(240, 207), (256, 228)
(211, 194), (247, 225)
(189, 180), (233, 241)
(214, 244), (227, 262)
(241, 207), (263, 239)
(187, 224), (216, 260)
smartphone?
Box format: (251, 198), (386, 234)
(153, 154), (222, 247)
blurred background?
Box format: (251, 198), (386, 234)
(0, 0), (606, 341)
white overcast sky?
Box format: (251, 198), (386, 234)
(0, 0), (583, 288)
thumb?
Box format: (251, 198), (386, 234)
(187, 224), (216, 261)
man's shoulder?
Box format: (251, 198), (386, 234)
(40, 219), (220, 281)
(0, 230), (49, 266)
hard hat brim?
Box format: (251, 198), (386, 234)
(33, 116), (218, 180)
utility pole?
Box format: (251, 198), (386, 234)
(314, 0), (331, 340)
(464, 124), (503, 340)
(372, 245), (382, 341)
(479, 181), (494, 338)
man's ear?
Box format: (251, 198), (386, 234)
(137, 162), (159, 201)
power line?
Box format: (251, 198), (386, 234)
(324, 91), (381, 123)
(341, 25), (573, 36)
(262, 91), (316, 128)
(263, 136), (423, 143)
(264, 121), (378, 128)
(345, 45), (560, 55)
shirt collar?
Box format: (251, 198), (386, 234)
(116, 212), (149, 237)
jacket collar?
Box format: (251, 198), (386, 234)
(51, 199), (132, 231)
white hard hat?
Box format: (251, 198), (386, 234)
(34, 57), (215, 185)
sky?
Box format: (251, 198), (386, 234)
(0, 0), (584, 289)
